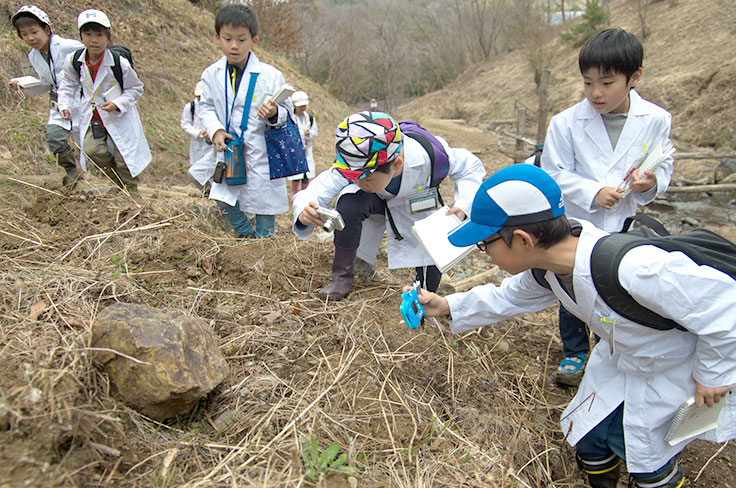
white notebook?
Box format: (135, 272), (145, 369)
(620, 139), (676, 198)
(11, 75), (49, 97)
(664, 393), (729, 446)
(411, 206), (474, 273)
(267, 84), (295, 105)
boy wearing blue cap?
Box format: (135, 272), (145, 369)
(414, 164), (735, 488)
(541, 28), (675, 386)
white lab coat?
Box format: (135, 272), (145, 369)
(198, 54), (291, 215)
(292, 136), (486, 269)
(57, 49), (151, 177)
(446, 220), (736, 473)
(28, 34), (83, 137)
(287, 111), (318, 180)
(180, 99), (215, 186)
(541, 90), (674, 232)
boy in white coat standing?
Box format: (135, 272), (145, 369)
(293, 111), (485, 300)
(10, 5), (83, 187)
(197, 4), (291, 239)
(541, 28), (674, 386)
(58, 9), (151, 192)
(413, 164), (734, 488)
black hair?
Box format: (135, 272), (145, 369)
(578, 28), (643, 82)
(373, 162), (394, 175)
(13, 13), (49, 37)
(80, 23), (111, 40)
(215, 4), (258, 37)
(498, 214), (572, 249)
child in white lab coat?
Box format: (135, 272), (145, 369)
(540, 28), (675, 386)
(197, 3), (292, 239)
(180, 81), (213, 191)
(293, 111), (485, 300)
(414, 164), (734, 488)
(58, 9), (151, 192)
(10, 5), (83, 187)
(287, 90), (317, 201)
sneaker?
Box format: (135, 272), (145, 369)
(553, 353), (587, 386)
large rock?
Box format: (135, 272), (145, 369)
(92, 303), (229, 421)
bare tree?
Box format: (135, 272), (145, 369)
(453, 0), (511, 62)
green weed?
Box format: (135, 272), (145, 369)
(301, 436), (356, 482)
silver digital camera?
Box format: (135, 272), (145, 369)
(315, 207), (345, 232)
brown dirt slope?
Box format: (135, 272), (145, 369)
(397, 0), (736, 149)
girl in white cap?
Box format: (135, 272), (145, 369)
(288, 90), (318, 201)
(10, 5), (84, 187)
(181, 81), (214, 190)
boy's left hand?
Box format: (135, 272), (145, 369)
(446, 207), (466, 220)
(257, 99), (277, 119)
(98, 101), (120, 112)
(694, 380), (730, 407)
(629, 169), (657, 193)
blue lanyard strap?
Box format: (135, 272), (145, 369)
(224, 67), (259, 137)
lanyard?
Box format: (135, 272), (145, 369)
(224, 65), (244, 133)
(43, 37), (58, 88)
(81, 54), (105, 108)
(224, 68), (259, 138)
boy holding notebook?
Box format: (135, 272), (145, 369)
(10, 5), (83, 187)
(540, 28), (675, 386)
(197, 3), (292, 238)
(413, 164), (735, 488)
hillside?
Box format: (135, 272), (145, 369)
(1, 1), (735, 487)
(397, 0), (736, 149)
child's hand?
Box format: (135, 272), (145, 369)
(8, 79), (20, 90)
(596, 187), (624, 210)
(446, 207), (466, 221)
(694, 380), (730, 408)
(98, 101), (119, 112)
(198, 129), (208, 140)
(628, 169), (657, 193)
(298, 201), (323, 227)
(401, 286), (450, 318)
(60, 109), (72, 121)
(212, 129), (234, 152)
(257, 99), (277, 119)
(304, 129), (311, 137)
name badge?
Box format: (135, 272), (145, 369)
(407, 187), (439, 215)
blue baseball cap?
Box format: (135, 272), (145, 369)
(448, 164), (565, 247)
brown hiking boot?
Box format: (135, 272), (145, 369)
(318, 247), (357, 300)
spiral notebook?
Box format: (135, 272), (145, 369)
(411, 206), (474, 273)
(664, 392), (730, 446)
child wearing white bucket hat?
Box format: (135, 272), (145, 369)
(287, 90), (318, 201)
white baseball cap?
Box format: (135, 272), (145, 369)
(12, 5), (51, 27)
(78, 9), (111, 29)
(291, 91), (309, 107)
(194, 81), (204, 97)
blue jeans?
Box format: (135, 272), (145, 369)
(576, 403), (673, 480)
(216, 201), (275, 238)
(559, 304), (590, 358)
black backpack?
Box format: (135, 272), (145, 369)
(71, 45), (134, 90)
(532, 216), (736, 331)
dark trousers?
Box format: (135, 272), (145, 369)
(576, 403), (673, 479)
(334, 191), (441, 292)
(559, 304), (590, 357)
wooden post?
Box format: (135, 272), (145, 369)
(514, 107), (527, 163)
(536, 69), (550, 145)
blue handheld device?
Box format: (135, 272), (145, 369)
(400, 281), (425, 330)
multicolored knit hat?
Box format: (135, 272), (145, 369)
(332, 111), (402, 180)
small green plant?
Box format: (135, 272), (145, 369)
(301, 436), (356, 482)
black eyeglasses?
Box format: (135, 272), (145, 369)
(476, 234), (503, 252)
